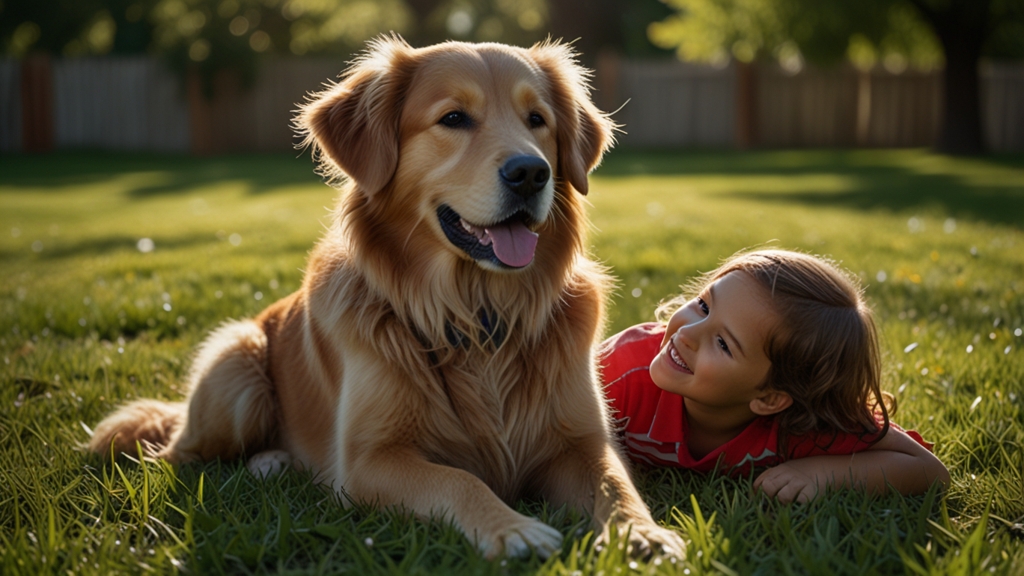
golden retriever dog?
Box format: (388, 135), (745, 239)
(89, 36), (684, 559)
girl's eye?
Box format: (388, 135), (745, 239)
(439, 111), (471, 128)
(697, 298), (709, 315)
(717, 336), (732, 356)
(528, 112), (545, 128)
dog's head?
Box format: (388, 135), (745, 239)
(298, 36), (613, 272)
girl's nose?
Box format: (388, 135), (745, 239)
(674, 324), (699, 351)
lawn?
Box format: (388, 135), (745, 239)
(1, 149), (1023, 574)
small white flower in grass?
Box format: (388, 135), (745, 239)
(970, 396), (982, 411)
(631, 288), (642, 298)
(254, 291), (263, 301)
(1005, 346), (1012, 355)
(629, 561), (638, 570)
(966, 345), (973, 353)
(32, 240), (43, 253)
(921, 368), (928, 376)
(904, 342), (918, 353)
(229, 233), (242, 246)
(943, 218), (956, 233)
(364, 537), (373, 547)
(163, 303), (172, 312)
(876, 270), (887, 283)
(137, 238), (154, 253)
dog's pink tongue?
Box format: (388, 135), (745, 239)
(486, 221), (539, 267)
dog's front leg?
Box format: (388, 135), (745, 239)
(540, 438), (685, 558)
(331, 347), (561, 559)
(344, 447), (562, 558)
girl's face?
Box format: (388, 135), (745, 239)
(650, 271), (777, 414)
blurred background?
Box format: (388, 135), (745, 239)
(1, 0), (1023, 156)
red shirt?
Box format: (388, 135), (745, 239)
(600, 323), (931, 477)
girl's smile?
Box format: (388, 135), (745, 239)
(649, 271), (783, 430)
(666, 341), (692, 374)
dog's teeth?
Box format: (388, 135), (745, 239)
(461, 219), (474, 234)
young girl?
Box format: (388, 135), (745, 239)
(600, 249), (949, 503)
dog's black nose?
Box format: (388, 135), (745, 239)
(499, 155), (550, 198)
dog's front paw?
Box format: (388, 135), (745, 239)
(475, 515), (563, 559)
(246, 450), (292, 478)
(599, 522), (685, 559)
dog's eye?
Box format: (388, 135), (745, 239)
(528, 113), (545, 128)
(439, 111), (471, 128)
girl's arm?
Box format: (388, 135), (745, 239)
(752, 427), (949, 504)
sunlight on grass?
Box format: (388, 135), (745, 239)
(1, 149), (1022, 574)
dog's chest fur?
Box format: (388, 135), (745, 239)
(423, 341), (558, 502)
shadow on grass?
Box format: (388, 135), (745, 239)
(0, 233), (220, 261)
(598, 148), (1024, 228)
(0, 151), (324, 196)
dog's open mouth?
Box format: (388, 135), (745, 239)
(437, 205), (539, 268)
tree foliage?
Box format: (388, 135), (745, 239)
(648, 0), (952, 71)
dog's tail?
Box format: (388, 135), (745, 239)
(88, 319), (276, 463)
(87, 399), (188, 458)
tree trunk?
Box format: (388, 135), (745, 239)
(935, 29), (986, 154)
(911, 0), (991, 155)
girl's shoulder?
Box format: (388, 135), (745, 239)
(599, 323), (665, 383)
(600, 322), (665, 351)
(785, 421), (934, 459)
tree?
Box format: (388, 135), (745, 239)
(649, 0), (1024, 155)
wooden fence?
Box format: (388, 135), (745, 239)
(52, 56), (189, 151)
(2, 56), (1022, 153)
(613, 59), (1021, 152)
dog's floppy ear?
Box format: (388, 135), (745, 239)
(529, 41), (615, 196)
(297, 36), (416, 195)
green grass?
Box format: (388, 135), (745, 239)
(1, 149), (1023, 574)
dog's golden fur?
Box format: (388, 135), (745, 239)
(89, 37), (684, 558)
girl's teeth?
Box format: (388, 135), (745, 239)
(669, 345), (690, 371)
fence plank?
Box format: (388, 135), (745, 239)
(983, 62), (1024, 153)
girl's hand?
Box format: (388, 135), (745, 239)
(752, 427), (949, 503)
(753, 460), (825, 503)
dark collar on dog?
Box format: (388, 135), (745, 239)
(445, 309), (506, 349)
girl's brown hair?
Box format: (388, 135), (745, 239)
(657, 249), (893, 455)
